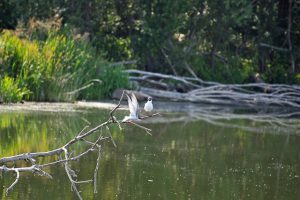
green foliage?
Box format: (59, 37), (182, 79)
(296, 74), (300, 84)
(1, 0), (300, 85)
(239, 58), (256, 83)
(263, 63), (294, 84)
(99, 66), (130, 98)
(0, 75), (30, 103)
(82, 65), (130, 99)
(0, 30), (130, 102)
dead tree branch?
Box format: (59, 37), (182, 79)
(0, 90), (159, 199)
(259, 43), (289, 52)
(126, 69), (300, 109)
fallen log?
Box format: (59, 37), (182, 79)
(125, 69), (300, 109)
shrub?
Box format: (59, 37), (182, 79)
(0, 30), (130, 102)
(99, 65), (130, 98)
(0, 75), (30, 103)
(263, 63), (294, 84)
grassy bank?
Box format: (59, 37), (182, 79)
(0, 30), (129, 103)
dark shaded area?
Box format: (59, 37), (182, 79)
(0, 1), (17, 30)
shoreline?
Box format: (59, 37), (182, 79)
(0, 101), (123, 113)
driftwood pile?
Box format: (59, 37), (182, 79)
(126, 69), (300, 109)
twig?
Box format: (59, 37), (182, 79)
(109, 90), (126, 122)
(78, 125), (90, 136)
(259, 43), (289, 52)
(126, 121), (152, 135)
(6, 169), (20, 196)
(93, 144), (101, 194)
(65, 79), (102, 95)
(63, 147), (83, 200)
(106, 126), (117, 148)
(139, 113), (161, 120)
(184, 61), (199, 80)
(109, 60), (137, 67)
(160, 47), (178, 76)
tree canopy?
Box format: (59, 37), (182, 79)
(1, 0), (299, 84)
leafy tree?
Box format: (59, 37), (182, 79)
(0, 0), (299, 84)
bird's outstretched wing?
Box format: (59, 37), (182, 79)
(126, 94), (134, 116)
(131, 93), (139, 116)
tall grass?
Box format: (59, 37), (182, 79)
(0, 30), (130, 102)
(0, 75), (30, 103)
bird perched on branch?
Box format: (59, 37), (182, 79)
(122, 93), (140, 122)
(144, 97), (153, 112)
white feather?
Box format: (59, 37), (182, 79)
(144, 100), (153, 112)
(131, 93), (139, 116)
(122, 93), (140, 122)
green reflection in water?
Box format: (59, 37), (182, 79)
(0, 110), (300, 200)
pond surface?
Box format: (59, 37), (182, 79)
(0, 103), (300, 200)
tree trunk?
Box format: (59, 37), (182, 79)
(277, 0), (289, 45)
(287, 0), (295, 73)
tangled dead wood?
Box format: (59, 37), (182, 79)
(126, 70), (300, 109)
(0, 90), (159, 200)
(144, 102), (300, 134)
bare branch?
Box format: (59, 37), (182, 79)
(126, 69), (300, 109)
(259, 43), (289, 52)
(63, 147), (83, 200)
(184, 61), (199, 80)
(65, 79), (102, 95)
(106, 126), (117, 148)
(109, 90), (126, 122)
(160, 47), (178, 76)
(6, 169), (20, 195)
(126, 69), (204, 88)
(109, 60), (137, 67)
(0, 90), (159, 199)
(126, 121), (152, 135)
(93, 145), (101, 194)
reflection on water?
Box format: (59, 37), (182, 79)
(0, 108), (300, 200)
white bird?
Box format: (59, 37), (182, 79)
(122, 93), (140, 122)
(144, 97), (153, 112)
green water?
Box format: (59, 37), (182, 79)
(0, 108), (300, 200)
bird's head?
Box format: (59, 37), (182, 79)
(147, 97), (152, 102)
